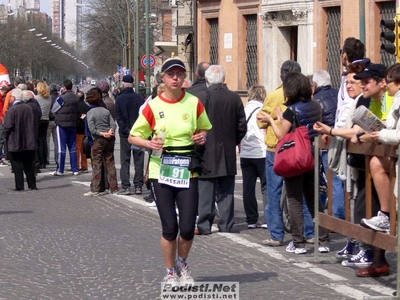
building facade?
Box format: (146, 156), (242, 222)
(193, 0), (398, 98)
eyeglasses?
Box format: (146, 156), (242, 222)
(164, 72), (185, 79)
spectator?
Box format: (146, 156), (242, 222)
(51, 79), (80, 176)
(240, 85), (267, 229)
(83, 90), (118, 196)
(3, 88), (37, 191)
(257, 60), (314, 247)
(186, 62), (210, 97)
(115, 75), (145, 195)
(35, 81), (52, 169)
(196, 65), (247, 234)
(76, 91), (89, 173)
(47, 83), (59, 165)
(258, 72), (329, 254)
(311, 70), (343, 218)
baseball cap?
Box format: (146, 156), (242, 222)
(122, 75), (134, 83)
(161, 58), (186, 72)
(354, 64), (387, 79)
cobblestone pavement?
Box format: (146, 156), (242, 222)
(0, 163), (398, 300)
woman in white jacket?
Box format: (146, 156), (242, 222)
(240, 85), (267, 229)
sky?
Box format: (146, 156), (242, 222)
(0, 0), (51, 15)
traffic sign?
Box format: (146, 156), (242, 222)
(141, 54), (156, 69)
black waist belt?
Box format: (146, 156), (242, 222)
(163, 145), (195, 152)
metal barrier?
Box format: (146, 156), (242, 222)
(314, 138), (400, 299)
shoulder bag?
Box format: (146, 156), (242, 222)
(273, 109), (315, 178)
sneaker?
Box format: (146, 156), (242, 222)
(117, 188), (131, 195)
(52, 171), (63, 176)
(178, 264), (194, 285)
(247, 223), (259, 229)
(286, 241), (307, 254)
(261, 224), (268, 229)
(72, 172), (80, 176)
(162, 272), (180, 291)
(79, 169), (88, 173)
(336, 239), (359, 261)
(341, 249), (373, 267)
(0, 159), (9, 167)
(84, 191), (100, 197)
(261, 238), (283, 247)
(318, 246), (330, 253)
(135, 186), (142, 195)
(361, 211), (390, 233)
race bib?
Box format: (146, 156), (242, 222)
(158, 155), (191, 188)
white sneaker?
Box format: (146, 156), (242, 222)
(318, 246), (330, 253)
(361, 211), (390, 233)
(72, 171), (80, 176)
(83, 191), (99, 197)
(247, 223), (258, 229)
(162, 273), (180, 291)
(178, 264), (194, 285)
(52, 171), (63, 176)
(286, 241), (307, 254)
(261, 224), (268, 229)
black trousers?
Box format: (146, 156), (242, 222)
(9, 150), (36, 190)
(38, 120), (49, 168)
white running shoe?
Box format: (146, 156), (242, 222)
(178, 264), (194, 285)
(162, 273), (180, 291)
(361, 211), (390, 233)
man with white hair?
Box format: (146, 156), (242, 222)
(195, 65), (247, 234)
(3, 88), (37, 191)
(312, 70), (343, 219)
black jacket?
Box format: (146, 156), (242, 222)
(76, 100), (89, 134)
(186, 77), (207, 99)
(313, 85), (338, 128)
(115, 87), (144, 138)
(197, 83), (247, 178)
(54, 90), (79, 128)
(4, 102), (37, 152)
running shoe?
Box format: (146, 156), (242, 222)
(361, 211), (390, 233)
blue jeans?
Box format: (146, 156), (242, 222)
(56, 126), (78, 174)
(265, 151), (284, 241)
(321, 151), (345, 219)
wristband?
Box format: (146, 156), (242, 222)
(329, 128), (333, 136)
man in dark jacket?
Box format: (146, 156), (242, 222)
(4, 88), (37, 190)
(51, 79), (80, 176)
(186, 62), (210, 98)
(196, 65), (247, 234)
(312, 70), (344, 220)
(115, 75), (145, 195)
